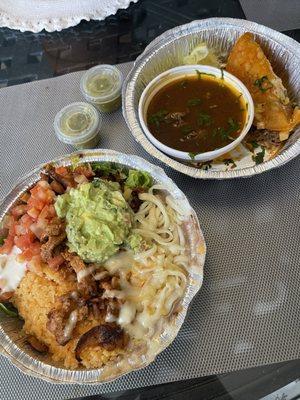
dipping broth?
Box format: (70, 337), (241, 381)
(146, 73), (247, 155)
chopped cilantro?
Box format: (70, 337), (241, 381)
(228, 118), (239, 132)
(223, 158), (237, 168)
(252, 148), (265, 165)
(220, 68), (224, 80)
(250, 140), (259, 149)
(148, 109), (168, 128)
(212, 128), (219, 137)
(196, 70), (202, 80)
(0, 236), (4, 246)
(197, 112), (212, 126)
(196, 70), (215, 79)
(180, 125), (193, 135)
(212, 118), (239, 141)
(92, 162), (128, 179)
(254, 76), (273, 93)
(219, 127), (229, 140)
(187, 98), (202, 107)
(188, 152), (198, 160)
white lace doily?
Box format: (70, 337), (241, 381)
(0, 0), (139, 32)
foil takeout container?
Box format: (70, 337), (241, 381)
(123, 18), (300, 179)
(0, 149), (206, 384)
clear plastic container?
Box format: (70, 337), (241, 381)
(80, 65), (123, 113)
(54, 102), (102, 150)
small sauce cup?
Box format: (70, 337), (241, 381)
(80, 65), (123, 113)
(54, 102), (102, 150)
(138, 65), (254, 162)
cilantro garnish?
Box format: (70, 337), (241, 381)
(220, 68), (224, 80)
(250, 140), (259, 149)
(196, 70), (215, 79)
(180, 125), (193, 135)
(214, 118), (239, 140)
(254, 76), (273, 93)
(148, 109), (168, 128)
(252, 148), (265, 165)
(197, 112), (212, 127)
(196, 70), (202, 80)
(188, 152), (198, 160)
(223, 158), (237, 168)
(187, 98), (202, 107)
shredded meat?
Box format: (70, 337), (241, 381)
(41, 231), (66, 262)
(245, 128), (283, 151)
(40, 218), (66, 263)
(47, 291), (88, 345)
(44, 165), (76, 189)
(62, 250), (86, 275)
(165, 111), (188, 127)
(75, 323), (126, 361)
(62, 251), (98, 296)
(87, 297), (108, 319)
(73, 164), (95, 178)
(40, 217), (65, 242)
(50, 180), (65, 194)
(27, 335), (48, 353)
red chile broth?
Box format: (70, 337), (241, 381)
(147, 73), (247, 155)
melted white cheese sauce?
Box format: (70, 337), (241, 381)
(63, 309), (78, 342)
(103, 250), (186, 341)
(0, 246), (27, 294)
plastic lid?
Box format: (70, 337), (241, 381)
(54, 102), (101, 145)
(80, 64), (123, 103)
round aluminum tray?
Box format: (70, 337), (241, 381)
(0, 149), (206, 384)
(122, 18), (300, 179)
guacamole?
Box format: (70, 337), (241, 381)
(55, 179), (137, 263)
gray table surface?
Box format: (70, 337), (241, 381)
(1, 1), (300, 399)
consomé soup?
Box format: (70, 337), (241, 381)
(146, 71), (247, 157)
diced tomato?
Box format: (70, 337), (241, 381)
(8, 221), (16, 236)
(14, 232), (35, 250)
(3, 179), (58, 264)
(27, 196), (45, 211)
(27, 207), (40, 220)
(55, 166), (68, 175)
(20, 214), (34, 229)
(48, 254), (65, 270)
(29, 223), (43, 239)
(15, 224), (27, 236)
(3, 215), (15, 230)
(37, 180), (50, 189)
(11, 204), (28, 218)
(0, 236), (14, 254)
(47, 205), (56, 218)
(19, 242), (41, 261)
